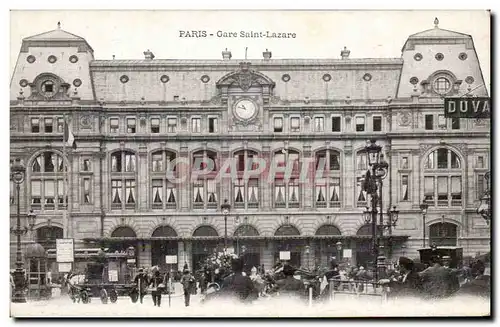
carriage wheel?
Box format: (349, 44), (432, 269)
(100, 289), (109, 304)
(109, 289), (118, 303)
(130, 290), (139, 303)
(81, 291), (90, 304)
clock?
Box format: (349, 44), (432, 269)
(233, 99), (258, 121)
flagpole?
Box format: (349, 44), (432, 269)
(63, 113), (68, 239)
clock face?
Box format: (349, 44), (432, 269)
(234, 99), (257, 121)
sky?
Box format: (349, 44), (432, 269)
(9, 10), (491, 93)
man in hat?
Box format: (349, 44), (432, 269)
(272, 264), (305, 299)
(133, 268), (149, 304)
(419, 255), (450, 299)
(219, 257), (258, 303)
(181, 267), (195, 307)
(388, 257), (422, 297)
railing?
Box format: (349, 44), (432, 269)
(328, 279), (389, 303)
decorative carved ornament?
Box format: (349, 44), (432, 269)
(419, 144), (433, 155)
(399, 111), (411, 126)
(80, 115), (92, 129)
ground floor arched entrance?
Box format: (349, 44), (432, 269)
(233, 224), (261, 273)
(150, 225), (178, 272)
(273, 225), (303, 267)
(355, 224), (374, 269)
(191, 225), (222, 271)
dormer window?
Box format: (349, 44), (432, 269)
(41, 80), (56, 97)
(433, 77), (451, 95)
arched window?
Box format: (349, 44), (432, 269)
(233, 150), (260, 209)
(110, 151), (137, 210)
(355, 150), (369, 207)
(36, 226), (64, 248)
(315, 224), (341, 236)
(192, 150), (219, 210)
(193, 225), (218, 237)
(273, 149), (301, 209)
(151, 225), (178, 238)
(109, 226), (137, 254)
(30, 152), (67, 211)
(314, 150), (341, 208)
(150, 225), (178, 268)
(151, 150), (177, 210)
(356, 224), (372, 236)
(274, 225), (300, 236)
(424, 148), (463, 207)
(234, 224), (259, 237)
(111, 226), (137, 238)
(429, 222), (458, 247)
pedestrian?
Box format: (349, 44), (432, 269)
(133, 268), (149, 304)
(220, 258), (259, 303)
(181, 267), (195, 307)
(149, 268), (164, 307)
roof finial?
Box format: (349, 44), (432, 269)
(112, 54), (115, 60)
(57, 21), (61, 29)
(434, 17), (439, 28)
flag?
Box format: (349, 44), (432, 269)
(64, 118), (77, 149)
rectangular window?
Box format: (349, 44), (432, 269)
(111, 180), (122, 206)
(191, 118), (201, 133)
(83, 178), (91, 204)
(425, 115), (434, 130)
(332, 117), (341, 132)
(314, 117), (324, 132)
(477, 156), (484, 169)
(437, 149), (448, 169)
(451, 176), (462, 206)
(125, 180), (136, 204)
(401, 175), (409, 201)
(10, 181), (14, 204)
(437, 176), (448, 206)
(451, 117), (460, 130)
(274, 179), (286, 208)
(236, 154), (245, 172)
(57, 118), (64, 133)
(208, 117), (218, 133)
(193, 180), (204, 204)
(234, 179), (245, 206)
(274, 117), (283, 132)
(125, 154), (136, 172)
(44, 180), (55, 205)
(57, 180), (65, 205)
(329, 153), (340, 171)
(207, 179), (217, 205)
(290, 117), (300, 132)
(44, 118), (53, 133)
(357, 181), (367, 207)
(401, 156), (409, 169)
(438, 114), (446, 128)
(110, 118), (119, 133)
(355, 117), (365, 132)
(373, 116), (382, 132)
(151, 118), (160, 133)
(152, 153), (163, 172)
(315, 178), (327, 207)
(83, 159), (91, 172)
(166, 181), (176, 208)
(127, 118), (136, 133)
(152, 179), (163, 207)
(288, 178), (299, 205)
(167, 118), (177, 133)
(357, 153), (368, 170)
(31, 180), (41, 205)
(31, 118), (40, 133)
(424, 176), (435, 203)
(477, 174), (485, 200)
(329, 178), (340, 207)
(248, 179), (259, 207)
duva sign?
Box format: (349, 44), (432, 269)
(444, 97), (491, 118)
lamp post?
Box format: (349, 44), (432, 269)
(420, 201), (429, 247)
(336, 241), (343, 263)
(477, 171), (491, 226)
(10, 158), (37, 303)
(362, 139), (389, 281)
(221, 199), (231, 253)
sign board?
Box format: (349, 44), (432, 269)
(58, 262), (72, 273)
(165, 255), (178, 264)
(444, 97), (490, 118)
(127, 258), (136, 264)
(343, 249), (353, 258)
(108, 270), (118, 282)
(279, 251), (291, 261)
(56, 239), (74, 263)
(226, 247), (235, 255)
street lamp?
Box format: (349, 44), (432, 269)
(221, 199), (231, 252)
(420, 201), (429, 247)
(477, 171), (491, 225)
(362, 139), (389, 281)
(336, 241), (343, 263)
(10, 158), (37, 303)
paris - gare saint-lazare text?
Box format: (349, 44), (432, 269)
(179, 30), (297, 38)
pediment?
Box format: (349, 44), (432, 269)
(27, 73), (72, 101)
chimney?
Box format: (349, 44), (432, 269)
(341, 46), (350, 59)
(263, 49), (272, 60)
(144, 49), (155, 60)
(222, 48), (232, 60)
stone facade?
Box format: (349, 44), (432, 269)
(10, 22), (490, 273)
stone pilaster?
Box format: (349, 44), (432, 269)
(138, 143), (148, 210)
